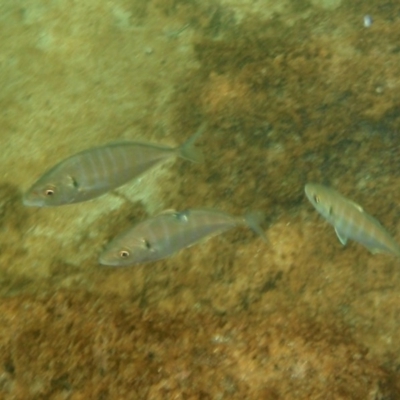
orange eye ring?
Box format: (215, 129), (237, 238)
(119, 250), (130, 258)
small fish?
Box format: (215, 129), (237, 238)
(99, 208), (266, 266)
(305, 183), (400, 256)
(23, 124), (205, 207)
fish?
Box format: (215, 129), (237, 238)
(305, 183), (400, 256)
(99, 208), (266, 266)
(23, 124), (206, 207)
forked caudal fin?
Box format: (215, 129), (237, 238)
(244, 211), (267, 242)
(178, 123), (207, 163)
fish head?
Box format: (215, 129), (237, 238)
(304, 183), (335, 220)
(23, 171), (80, 207)
(99, 235), (157, 267)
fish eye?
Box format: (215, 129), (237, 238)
(313, 195), (320, 204)
(45, 188), (55, 196)
(119, 250), (130, 258)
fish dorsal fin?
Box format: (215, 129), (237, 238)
(335, 227), (348, 245)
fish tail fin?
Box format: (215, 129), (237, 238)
(178, 123), (207, 163)
(244, 211), (267, 242)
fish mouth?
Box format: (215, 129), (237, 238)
(304, 183), (317, 202)
(304, 183), (313, 196)
(22, 193), (45, 207)
(98, 255), (121, 267)
(304, 186), (311, 202)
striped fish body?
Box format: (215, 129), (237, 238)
(23, 125), (205, 207)
(99, 208), (265, 266)
(24, 143), (175, 206)
(305, 183), (400, 257)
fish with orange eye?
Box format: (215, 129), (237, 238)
(99, 208), (266, 266)
(23, 124), (206, 207)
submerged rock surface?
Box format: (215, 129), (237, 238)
(1, 0), (400, 398)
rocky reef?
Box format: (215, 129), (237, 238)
(1, 0), (400, 398)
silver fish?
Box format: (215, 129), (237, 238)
(305, 183), (400, 256)
(99, 208), (266, 266)
(23, 125), (205, 207)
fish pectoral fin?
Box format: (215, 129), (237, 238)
(348, 200), (364, 213)
(334, 227), (348, 245)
